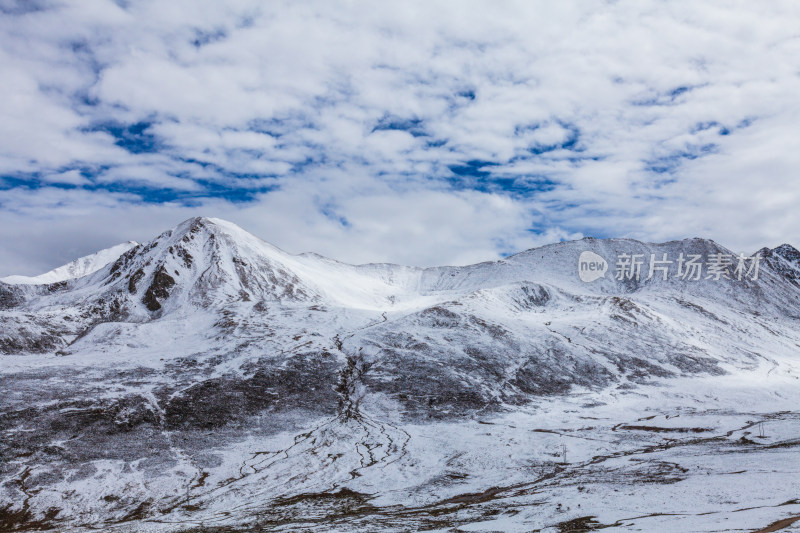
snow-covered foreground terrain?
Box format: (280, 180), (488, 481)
(1, 217), (799, 532)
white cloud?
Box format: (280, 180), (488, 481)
(0, 0), (799, 275)
(41, 169), (91, 186)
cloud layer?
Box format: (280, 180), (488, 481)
(1, 0), (799, 275)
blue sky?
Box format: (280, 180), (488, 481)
(1, 0), (799, 275)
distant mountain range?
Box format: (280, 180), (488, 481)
(0, 242), (140, 286)
(1, 217), (799, 532)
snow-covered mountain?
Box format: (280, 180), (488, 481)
(1, 217), (799, 532)
(0, 241), (138, 285)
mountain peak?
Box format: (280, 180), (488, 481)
(771, 243), (800, 261)
(167, 217), (284, 254)
(92, 215), (313, 315)
(169, 216), (238, 238)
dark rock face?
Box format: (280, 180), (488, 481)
(764, 244), (800, 285)
(510, 352), (612, 396)
(0, 283), (23, 310)
(109, 246), (139, 277)
(773, 244), (800, 263)
(142, 266), (176, 311)
(128, 268), (145, 294)
(163, 378), (264, 430)
(1, 391), (168, 466)
(0, 333), (63, 355)
(363, 351), (493, 420)
(162, 353), (340, 430)
(512, 283), (551, 309)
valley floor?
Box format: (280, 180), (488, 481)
(3, 367), (799, 533)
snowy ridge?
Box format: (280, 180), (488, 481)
(0, 241), (138, 285)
